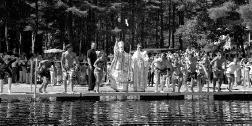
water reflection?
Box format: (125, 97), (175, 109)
(1, 99), (252, 125)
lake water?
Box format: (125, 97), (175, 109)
(0, 99), (252, 125)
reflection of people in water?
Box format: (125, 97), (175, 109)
(109, 38), (131, 92)
(132, 44), (149, 92)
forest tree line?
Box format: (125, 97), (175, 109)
(0, 0), (252, 56)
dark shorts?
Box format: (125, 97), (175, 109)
(213, 70), (224, 79)
(187, 72), (197, 81)
(155, 68), (172, 76)
(39, 69), (50, 79)
(226, 73), (234, 78)
(0, 68), (12, 79)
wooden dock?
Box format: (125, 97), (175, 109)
(1, 84), (252, 102)
(1, 91), (252, 102)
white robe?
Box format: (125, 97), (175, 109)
(132, 50), (149, 92)
(109, 43), (131, 92)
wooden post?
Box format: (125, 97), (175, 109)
(34, 58), (38, 98)
(30, 59), (33, 92)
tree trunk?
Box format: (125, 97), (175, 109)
(172, 2), (175, 48)
(156, 14), (159, 48)
(68, 0), (73, 47)
(33, 0), (39, 54)
(5, 18), (9, 52)
(19, 32), (22, 55)
(131, 1), (135, 49)
(168, 0), (171, 48)
(160, 0), (164, 48)
(32, 32), (36, 54)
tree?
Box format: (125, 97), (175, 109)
(239, 3), (252, 29)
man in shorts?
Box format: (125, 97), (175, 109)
(186, 53), (197, 92)
(152, 53), (173, 92)
(210, 52), (226, 92)
(61, 44), (78, 93)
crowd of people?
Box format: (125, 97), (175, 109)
(0, 40), (252, 94)
(0, 52), (35, 93)
(148, 47), (252, 93)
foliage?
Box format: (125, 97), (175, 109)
(208, 1), (237, 21)
(175, 17), (209, 48)
(0, 0), (251, 55)
(239, 3), (252, 23)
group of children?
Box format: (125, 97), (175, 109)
(148, 48), (252, 93)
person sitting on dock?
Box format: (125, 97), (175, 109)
(152, 53), (173, 92)
(61, 44), (79, 93)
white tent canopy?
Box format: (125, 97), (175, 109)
(44, 49), (64, 53)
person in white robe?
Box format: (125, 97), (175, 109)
(132, 44), (149, 92)
(108, 38), (131, 92)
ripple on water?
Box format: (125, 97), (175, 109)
(1, 99), (252, 125)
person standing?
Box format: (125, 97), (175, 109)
(210, 52), (226, 92)
(0, 55), (16, 93)
(186, 53), (198, 92)
(109, 38), (131, 92)
(38, 60), (54, 93)
(132, 44), (149, 92)
(151, 53), (173, 92)
(11, 54), (19, 83)
(226, 58), (241, 92)
(61, 44), (78, 93)
(93, 51), (107, 93)
(87, 42), (97, 92)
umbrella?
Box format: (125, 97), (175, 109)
(44, 49), (64, 53)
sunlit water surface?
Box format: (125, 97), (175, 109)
(1, 99), (252, 125)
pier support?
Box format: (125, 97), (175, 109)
(140, 94), (184, 100)
(214, 94), (252, 100)
(56, 96), (100, 101)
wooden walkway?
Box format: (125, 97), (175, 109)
(1, 91), (252, 102)
(1, 84), (252, 102)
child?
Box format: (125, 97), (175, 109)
(70, 64), (79, 92)
(38, 60), (53, 93)
(55, 62), (62, 86)
(241, 58), (251, 87)
(226, 58), (240, 92)
(93, 51), (107, 93)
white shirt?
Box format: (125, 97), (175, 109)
(226, 62), (241, 74)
